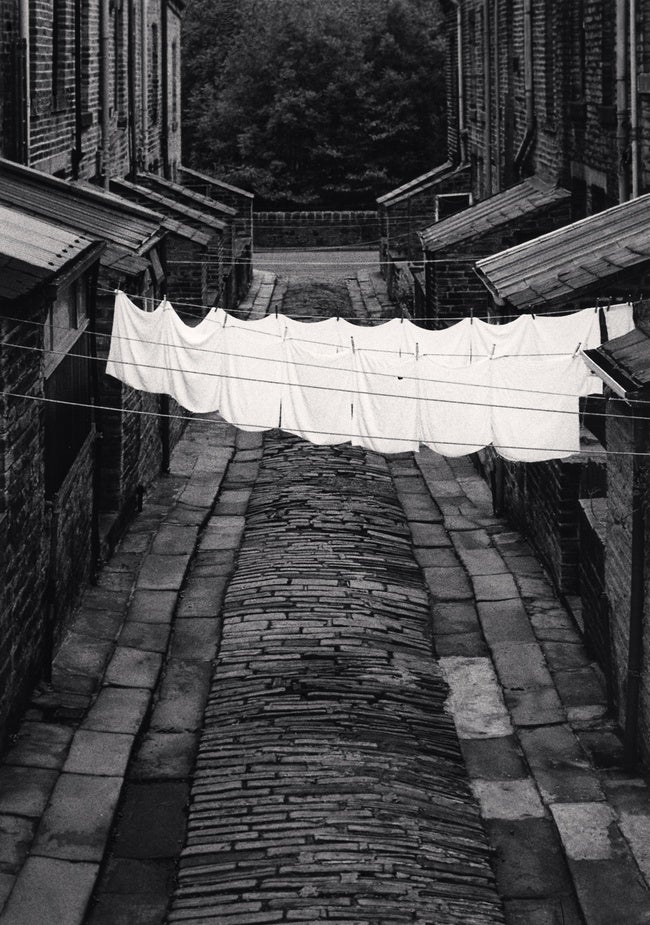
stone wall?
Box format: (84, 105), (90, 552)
(0, 309), (48, 749)
(579, 498), (613, 699)
(500, 456), (583, 594)
(254, 211), (379, 249)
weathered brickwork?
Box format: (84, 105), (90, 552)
(424, 199), (571, 322)
(500, 456), (583, 594)
(254, 211), (379, 249)
(0, 310), (48, 750)
(604, 404), (650, 762)
(579, 498), (612, 696)
(18, 0), (182, 180)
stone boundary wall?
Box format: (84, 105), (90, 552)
(254, 211), (379, 248)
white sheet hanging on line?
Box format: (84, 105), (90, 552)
(164, 306), (224, 413)
(352, 351), (420, 453)
(281, 341), (355, 444)
(418, 357), (493, 456)
(604, 302), (635, 341)
(106, 291), (174, 394)
(490, 356), (594, 462)
(216, 322), (284, 431)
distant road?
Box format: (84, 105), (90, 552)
(254, 247), (379, 282)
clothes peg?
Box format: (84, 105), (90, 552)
(490, 343), (496, 358)
(573, 342), (582, 357)
(222, 312), (228, 328)
(415, 343), (419, 361)
(351, 336), (356, 354)
(470, 307), (474, 324)
(275, 305), (279, 319)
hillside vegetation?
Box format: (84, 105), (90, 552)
(181, 0), (447, 209)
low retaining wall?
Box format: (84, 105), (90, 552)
(254, 211), (379, 248)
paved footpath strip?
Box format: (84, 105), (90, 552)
(168, 434), (505, 925)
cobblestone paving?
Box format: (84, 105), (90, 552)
(168, 434), (505, 924)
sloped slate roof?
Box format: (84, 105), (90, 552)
(0, 203), (100, 301)
(109, 178), (222, 245)
(420, 176), (570, 252)
(177, 165), (254, 201)
(0, 158), (164, 255)
(136, 173), (237, 221)
(583, 327), (650, 397)
(476, 191), (650, 309)
(377, 161), (470, 207)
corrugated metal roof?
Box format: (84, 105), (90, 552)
(0, 158), (164, 255)
(0, 202), (97, 301)
(583, 328), (650, 396)
(476, 191), (650, 309)
(377, 161), (470, 207)
(420, 176), (571, 252)
(109, 178), (218, 245)
(137, 173), (237, 220)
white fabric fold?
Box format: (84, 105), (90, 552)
(353, 352), (419, 453)
(282, 342), (355, 444)
(106, 292), (613, 461)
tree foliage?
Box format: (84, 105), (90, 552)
(181, 0), (447, 208)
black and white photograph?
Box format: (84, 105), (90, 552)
(1, 1), (650, 923)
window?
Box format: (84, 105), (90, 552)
(44, 333), (92, 497)
(113, 0), (124, 117)
(573, 0), (586, 100)
(44, 278), (88, 372)
(435, 193), (473, 222)
(601, 6), (615, 107)
(150, 23), (159, 123)
(544, 0), (555, 122)
(52, 0), (67, 105)
(43, 277), (92, 497)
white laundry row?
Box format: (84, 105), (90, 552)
(106, 291), (634, 461)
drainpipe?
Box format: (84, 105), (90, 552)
(72, 0), (83, 178)
(449, 1), (467, 164)
(630, 0), (639, 198)
(494, 0), (502, 190)
(101, 0), (111, 188)
(160, 0), (169, 178)
(514, 0), (535, 177)
(617, 0), (629, 202)
(19, 0), (30, 163)
(140, 0), (149, 169)
(127, 0), (137, 177)
(483, 0), (493, 195)
(624, 413), (645, 767)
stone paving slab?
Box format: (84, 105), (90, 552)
(0, 857), (98, 925)
(31, 773), (123, 861)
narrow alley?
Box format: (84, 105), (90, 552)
(1, 252), (650, 925)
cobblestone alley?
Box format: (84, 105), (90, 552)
(2, 255), (650, 925)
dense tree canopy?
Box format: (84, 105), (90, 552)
(181, 0), (447, 209)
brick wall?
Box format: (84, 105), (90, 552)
(579, 497), (613, 699)
(423, 198), (571, 321)
(254, 211), (379, 249)
(0, 310), (49, 750)
(501, 456), (583, 594)
(379, 169), (472, 267)
(604, 403), (650, 762)
(49, 434), (95, 638)
(22, 0), (177, 180)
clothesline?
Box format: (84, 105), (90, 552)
(105, 290), (626, 461)
(8, 337), (608, 407)
(0, 387), (626, 457)
(95, 285), (634, 324)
